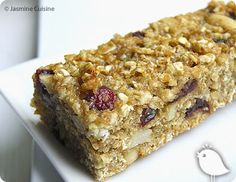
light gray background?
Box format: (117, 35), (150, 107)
(0, 0), (37, 181)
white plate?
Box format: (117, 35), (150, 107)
(0, 57), (236, 182)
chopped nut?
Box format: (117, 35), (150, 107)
(139, 91), (153, 105)
(135, 67), (145, 74)
(209, 81), (219, 90)
(191, 66), (207, 78)
(160, 73), (177, 86)
(97, 66), (105, 70)
(58, 69), (70, 76)
(160, 89), (175, 102)
(88, 128), (110, 141)
(200, 26), (207, 32)
(166, 133), (173, 142)
(110, 112), (118, 125)
(124, 61), (137, 72)
(105, 65), (113, 71)
(198, 39), (208, 44)
(211, 70), (219, 82)
(149, 96), (164, 110)
(178, 37), (187, 44)
(207, 42), (214, 48)
(208, 14), (236, 32)
(35, 69), (54, 83)
(118, 93), (129, 103)
(136, 47), (155, 55)
(120, 54), (127, 61)
(223, 33), (231, 39)
(87, 113), (97, 123)
(124, 148), (138, 164)
(97, 65), (113, 73)
(121, 104), (134, 117)
(178, 37), (190, 47)
(64, 54), (76, 61)
(72, 102), (80, 113)
(39, 74), (52, 87)
(160, 17), (178, 30)
(199, 54), (216, 64)
(160, 73), (171, 83)
(128, 129), (152, 149)
(62, 77), (73, 85)
(98, 41), (117, 54)
(166, 104), (176, 121)
(98, 128), (110, 141)
(173, 62), (184, 73)
(100, 154), (112, 164)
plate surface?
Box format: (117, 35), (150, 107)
(0, 57), (236, 182)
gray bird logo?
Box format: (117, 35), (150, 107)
(0, 0), (6, 5)
(0, 176), (5, 182)
(197, 144), (229, 182)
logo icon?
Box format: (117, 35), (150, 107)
(0, 0), (6, 5)
(0, 176), (5, 182)
(197, 144), (229, 182)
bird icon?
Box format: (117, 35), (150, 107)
(0, 176), (5, 182)
(197, 144), (229, 182)
(0, 0), (5, 5)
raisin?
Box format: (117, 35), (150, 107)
(213, 38), (227, 44)
(35, 69), (54, 107)
(132, 31), (145, 38)
(85, 86), (117, 111)
(171, 79), (198, 103)
(140, 107), (158, 127)
(229, 12), (236, 20)
(83, 90), (96, 108)
(35, 69), (54, 84)
(84, 90), (95, 102)
(185, 98), (210, 118)
(77, 77), (84, 85)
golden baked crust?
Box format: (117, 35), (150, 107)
(32, 1), (236, 181)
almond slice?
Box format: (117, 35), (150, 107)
(208, 14), (236, 32)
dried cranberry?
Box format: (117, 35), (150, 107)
(140, 107), (158, 127)
(35, 69), (54, 93)
(132, 31), (145, 38)
(35, 69), (54, 107)
(229, 12), (236, 20)
(171, 79), (198, 103)
(35, 69), (54, 83)
(85, 86), (117, 111)
(213, 38), (227, 44)
(185, 98), (210, 118)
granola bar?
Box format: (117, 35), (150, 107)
(32, 1), (236, 181)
